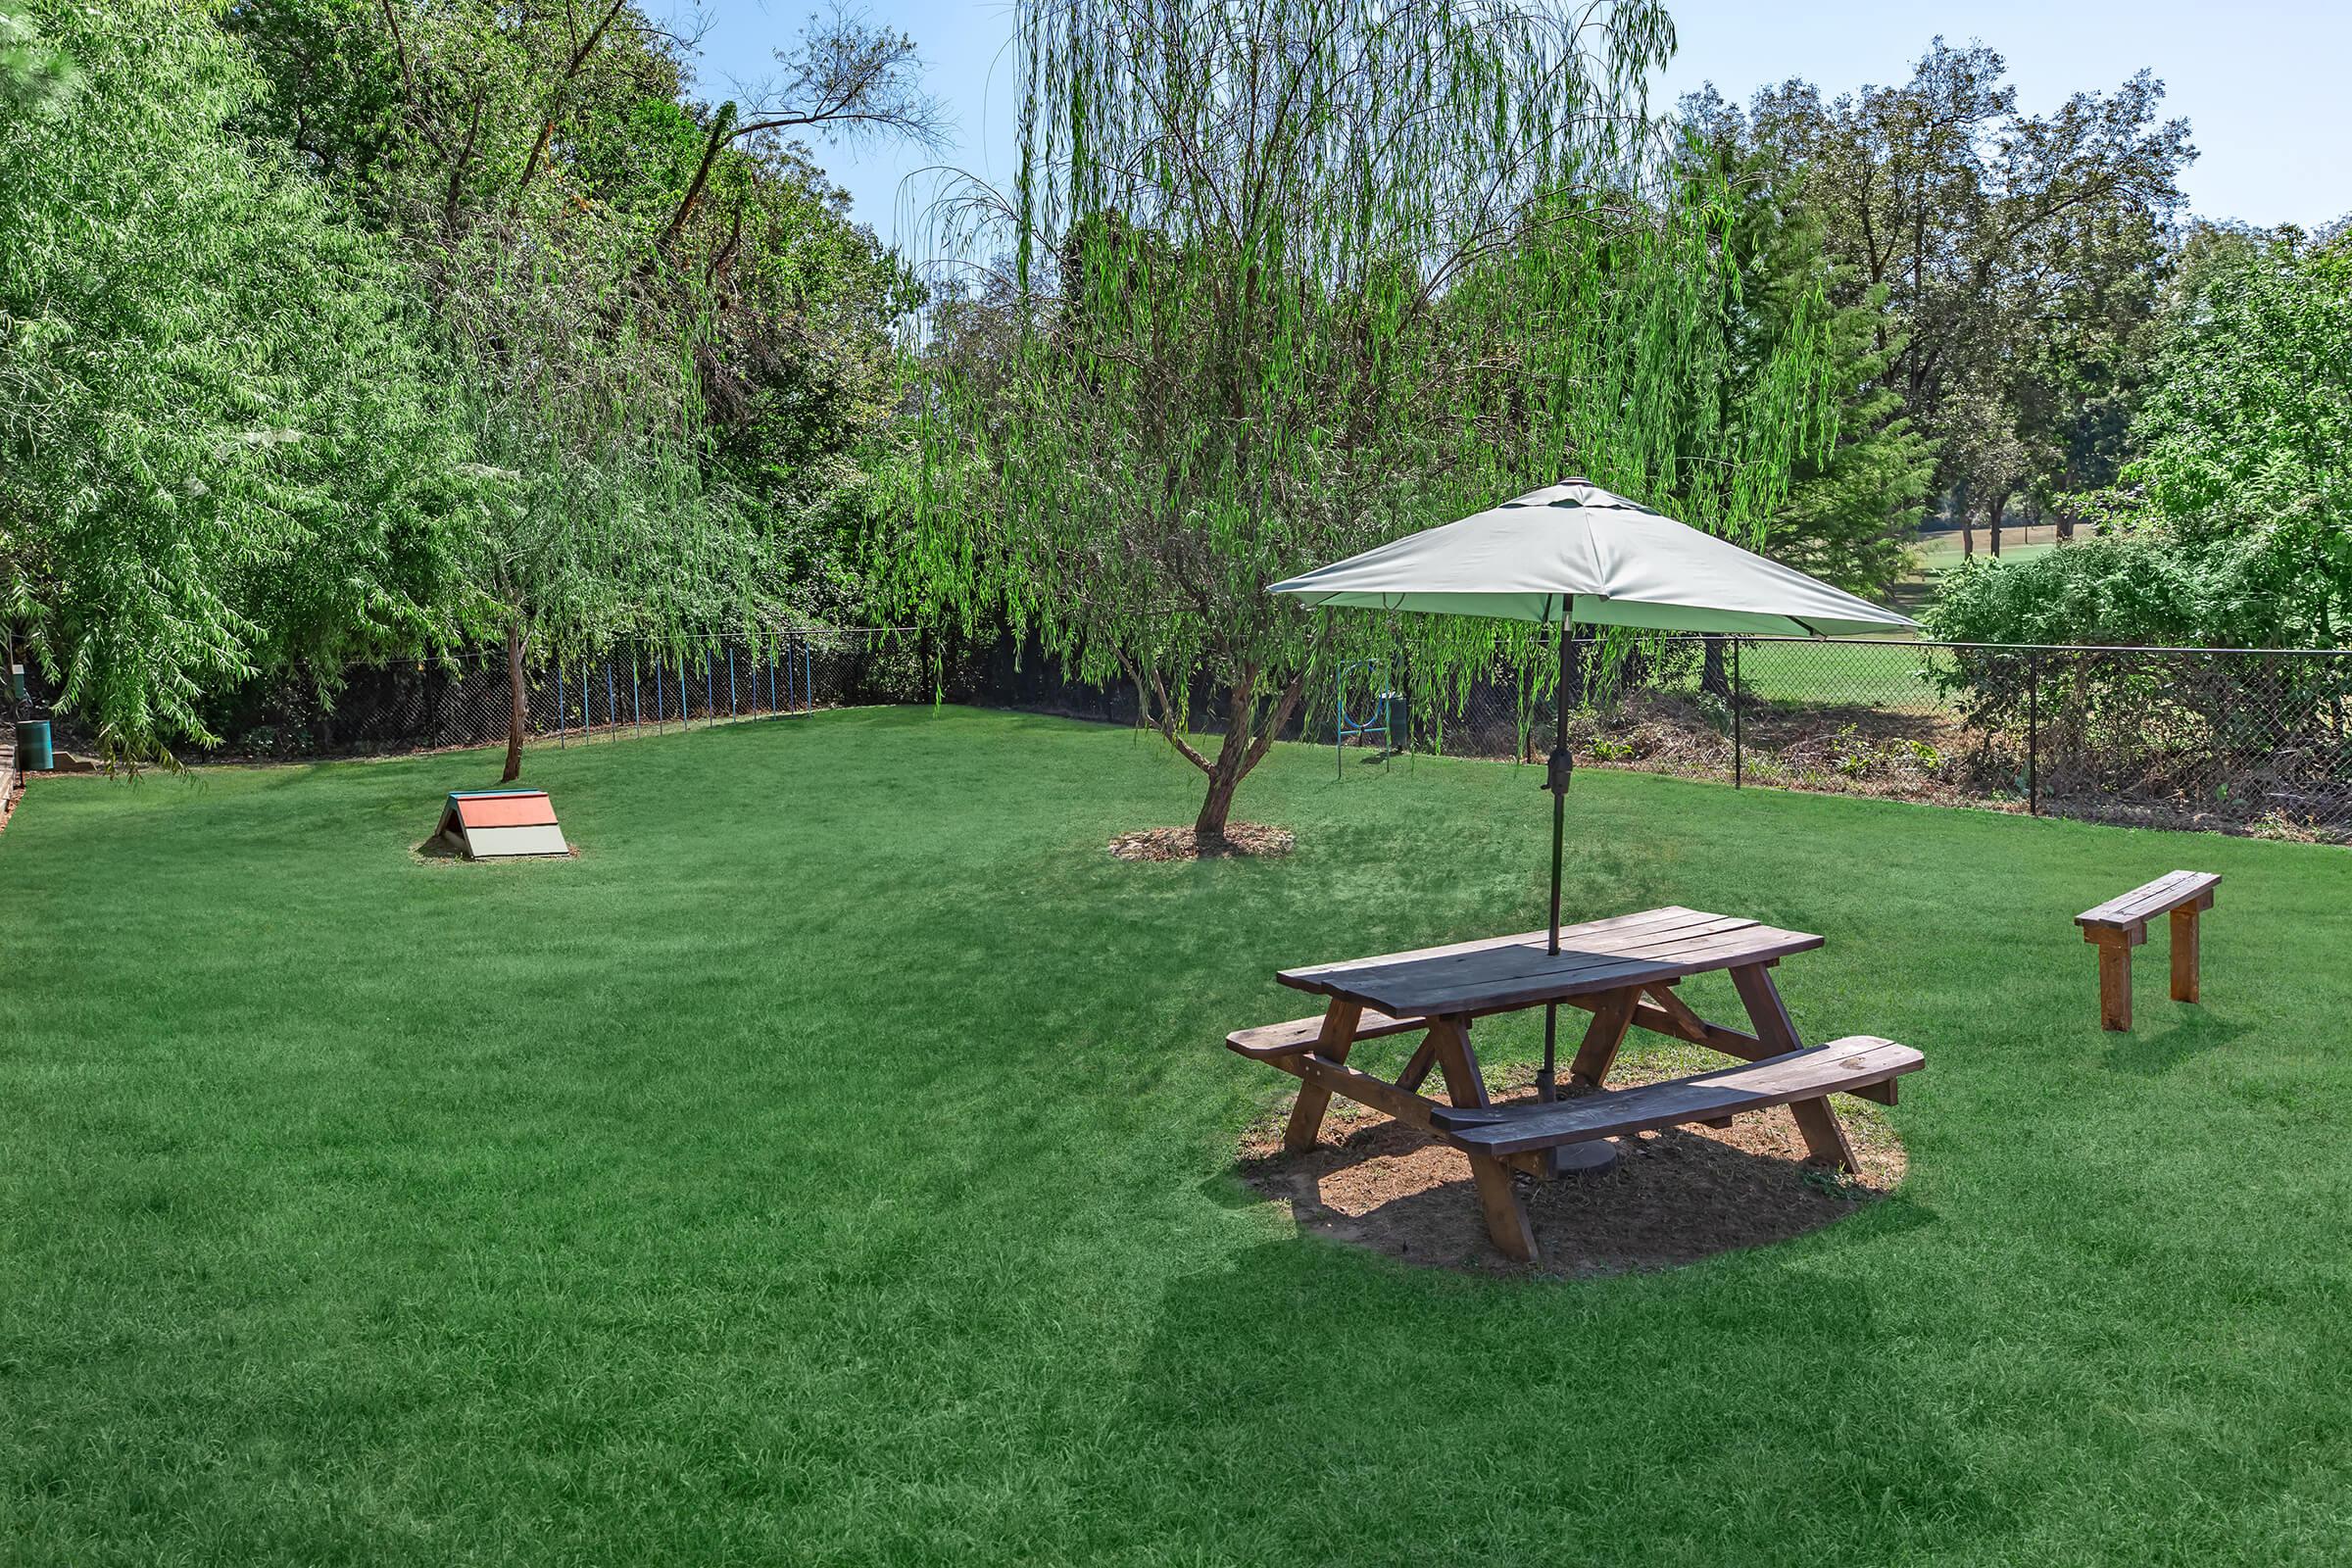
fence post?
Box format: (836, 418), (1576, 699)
(2028, 650), (2040, 816)
(1732, 639), (1742, 790)
(557, 663), (566, 749)
(727, 646), (738, 716)
(705, 649), (715, 722)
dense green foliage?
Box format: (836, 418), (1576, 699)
(1926, 226), (2351, 651)
(0, 0), (469, 761)
(1680, 121), (1936, 594)
(905, 0), (1838, 835)
(2, 0), (2338, 774)
(1, 0), (923, 765)
(7, 709), (2352, 1563)
(0, 2), (72, 111)
(1691, 42), (2194, 553)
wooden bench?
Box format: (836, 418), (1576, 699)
(2076, 870), (2219, 1031)
(1427, 1037), (1921, 1155)
(1423, 1038), (1923, 1254)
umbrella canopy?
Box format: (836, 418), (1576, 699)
(1268, 478), (1916, 637)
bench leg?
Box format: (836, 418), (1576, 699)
(1788, 1098), (1859, 1172)
(1568, 987), (1639, 1088)
(2096, 939), (2133, 1031)
(2170, 906), (2200, 1004)
(1468, 1154), (1540, 1263)
(1282, 1000), (1362, 1152)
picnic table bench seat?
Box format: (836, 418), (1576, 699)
(1425, 1037), (1922, 1157)
(1225, 1007), (1428, 1059)
(2075, 870), (2219, 1030)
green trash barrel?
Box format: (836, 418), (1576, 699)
(16, 719), (51, 771)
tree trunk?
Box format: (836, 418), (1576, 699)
(1962, 515), (1975, 559)
(1195, 764), (1242, 839)
(1987, 494), (2007, 558)
(501, 618), (526, 783)
(1187, 670), (1306, 841)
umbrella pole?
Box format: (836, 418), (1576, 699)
(1540, 618), (1616, 1179)
(1540, 616), (1570, 1104)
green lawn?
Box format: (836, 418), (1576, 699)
(1653, 636), (1955, 713)
(1912, 532), (2063, 571)
(6, 708), (2349, 1565)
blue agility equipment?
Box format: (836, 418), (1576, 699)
(1335, 659), (1399, 777)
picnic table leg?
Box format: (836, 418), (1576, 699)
(1395, 1033), (1440, 1095)
(1567, 987), (1640, 1088)
(1730, 963), (1858, 1172)
(1467, 1156), (1540, 1263)
(1428, 1015), (1539, 1263)
(1422, 1014), (1491, 1109)
(2170, 905), (2200, 1004)
(1281, 999), (1363, 1152)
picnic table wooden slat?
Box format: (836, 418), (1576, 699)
(1309, 922), (1824, 1017)
(1299, 909), (1755, 992)
(1276, 904), (1712, 983)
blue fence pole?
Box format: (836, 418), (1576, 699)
(803, 637), (813, 713)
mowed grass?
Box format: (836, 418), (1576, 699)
(5, 707), (2350, 1566)
(1669, 637), (1954, 712)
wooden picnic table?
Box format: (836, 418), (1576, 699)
(1227, 905), (1923, 1264)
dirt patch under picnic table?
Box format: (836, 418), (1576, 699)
(1236, 1054), (1908, 1278)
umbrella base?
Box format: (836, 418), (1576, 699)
(1545, 1141), (1622, 1178)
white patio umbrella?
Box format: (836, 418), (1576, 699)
(1270, 478), (1915, 1122)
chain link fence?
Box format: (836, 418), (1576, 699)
(1298, 637), (2352, 844)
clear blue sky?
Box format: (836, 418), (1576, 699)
(682, 0), (2349, 254)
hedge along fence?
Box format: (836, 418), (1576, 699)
(1308, 638), (2352, 844)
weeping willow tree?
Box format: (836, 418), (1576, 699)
(907, 0), (1833, 838)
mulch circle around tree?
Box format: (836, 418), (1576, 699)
(1236, 1057), (1907, 1278)
(1108, 822), (1295, 861)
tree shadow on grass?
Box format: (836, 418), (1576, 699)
(1110, 1231), (1988, 1561)
(2101, 1009), (2250, 1076)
